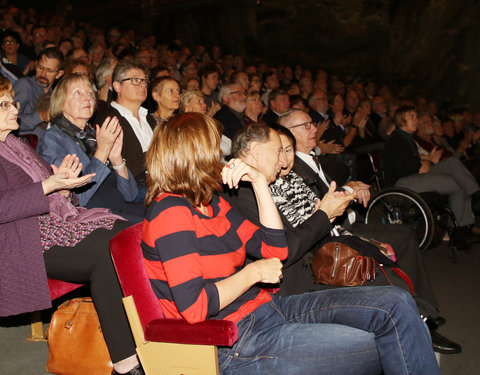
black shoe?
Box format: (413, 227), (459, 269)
(430, 330), (462, 354)
(425, 316), (446, 330)
(112, 364), (145, 375)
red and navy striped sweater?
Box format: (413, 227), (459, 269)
(142, 192), (288, 324)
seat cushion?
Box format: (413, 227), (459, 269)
(145, 318), (238, 346)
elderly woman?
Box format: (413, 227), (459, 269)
(0, 76), (144, 375)
(142, 112), (440, 375)
(179, 89), (207, 114)
(37, 74), (138, 218)
(244, 90), (264, 125)
(150, 76), (180, 125)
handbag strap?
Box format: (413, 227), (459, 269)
(375, 261), (414, 295)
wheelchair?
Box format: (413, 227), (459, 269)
(362, 152), (459, 263)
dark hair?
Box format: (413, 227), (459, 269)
(268, 89), (288, 105)
(38, 47), (65, 68)
(198, 63), (219, 80)
(393, 105), (416, 128)
(289, 95), (307, 108)
(272, 124), (296, 150)
(1, 29), (20, 44)
(231, 123), (272, 158)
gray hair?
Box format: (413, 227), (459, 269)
(112, 60), (149, 83)
(231, 123), (272, 158)
(277, 109), (305, 127)
(95, 57), (117, 89)
(217, 83), (232, 105)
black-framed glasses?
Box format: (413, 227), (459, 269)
(121, 77), (149, 86)
(0, 101), (19, 110)
(288, 121), (315, 130)
(3, 40), (17, 45)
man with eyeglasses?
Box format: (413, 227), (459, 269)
(13, 47), (64, 137)
(214, 82), (247, 141)
(22, 25), (48, 62)
(93, 60), (156, 201)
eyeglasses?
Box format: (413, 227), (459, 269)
(36, 64), (59, 74)
(33, 32), (46, 37)
(121, 77), (149, 86)
(3, 40), (17, 45)
(0, 101), (19, 110)
(288, 121), (315, 130)
(230, 90), (246, 96)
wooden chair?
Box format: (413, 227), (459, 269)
(110, 222), (238, 375)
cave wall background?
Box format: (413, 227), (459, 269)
(25, 0), (480, 109)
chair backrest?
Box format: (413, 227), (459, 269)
(110, 222), (165, 331)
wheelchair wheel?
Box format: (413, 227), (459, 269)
(365, 187), (435, 251)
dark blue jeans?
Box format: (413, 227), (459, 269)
(218, 286), (440, 375)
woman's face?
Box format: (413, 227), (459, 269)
(331, 94), (344, 113)
(156, 80), (180, 111)
(246, 93), (263, 116)
(185, 95), (207, 114)
(279, 133), (295, 177)
(186, 78), (200, 91)
(249, 75), (261, 92)
(62, 80), (96, 127)
(0, 92), (19, 141)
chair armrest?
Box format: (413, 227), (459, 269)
(145, 318), (238, 346)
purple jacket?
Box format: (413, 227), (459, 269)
(0, 155), (52, 316)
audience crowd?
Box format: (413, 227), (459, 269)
(1, 3), (479, 374)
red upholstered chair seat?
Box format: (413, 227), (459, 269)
(47, 279), (83, 300)
(110, 222), (238, 346)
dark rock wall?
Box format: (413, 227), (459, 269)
(63, 0), (480, 109)
(254, 0), (480, 108)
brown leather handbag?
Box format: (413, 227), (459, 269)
(46, 297), (113, 375)
(312, 241), (376, 287)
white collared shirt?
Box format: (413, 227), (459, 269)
(296, 151), (330, 188)
(296, 150), (356, 223)
(111, 101), (153, 152)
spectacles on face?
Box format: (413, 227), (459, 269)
(3, 40), (17, 45)
(121, 77), (148, 86)
(230, 90), (246, 96)
(33, 32), (46, 37)
(0, 101), (19, 110)
(288, 121), (315, 130)
(37, 64), (59, 74)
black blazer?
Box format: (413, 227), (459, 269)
(220, 184), (332, 296)
(93, 104), (156, 181)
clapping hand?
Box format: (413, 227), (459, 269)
(42, 154), (95, 195)
(318, 181), (356, 221)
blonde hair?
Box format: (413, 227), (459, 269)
(50, 74), (96, 120)
(179, 89), (203, 113)
(145, 112), (223, 207)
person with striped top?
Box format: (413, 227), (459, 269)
(141, 113), (440, 375)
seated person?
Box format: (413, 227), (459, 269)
(383, 105), (480, 236)
(0, 75), (144, 375)
(223, 122), (460, 354)
(150, 76), (180, 125)
(141, 112), (441, 375)
(37, 74), (142, 221)
(180, 89), (231, 160)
